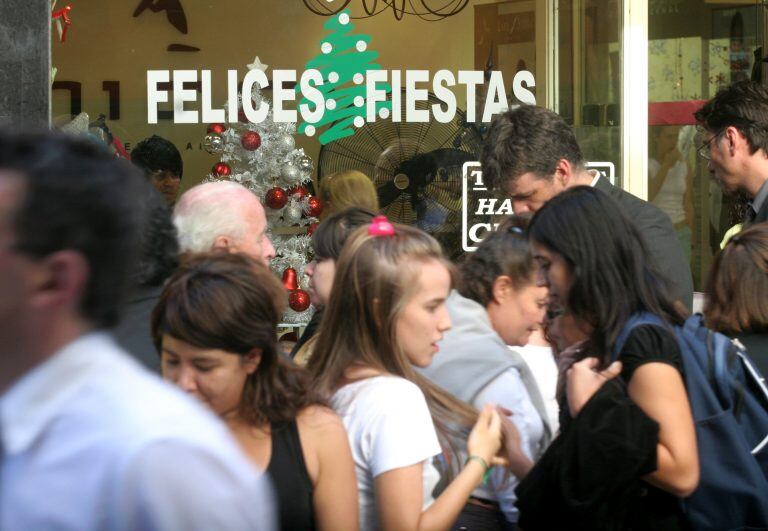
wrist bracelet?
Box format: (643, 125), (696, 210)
(465, 455), (491, 483)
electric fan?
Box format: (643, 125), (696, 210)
(317, 90), (484, 259)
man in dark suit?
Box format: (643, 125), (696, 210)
(695, 81), (768, 228)
(481, 105), (694, 310)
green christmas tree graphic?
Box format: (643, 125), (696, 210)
(298, 9), (391, 145)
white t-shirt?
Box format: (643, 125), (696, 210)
(513, 344), (560, 434)
(331, 375), (442, 531)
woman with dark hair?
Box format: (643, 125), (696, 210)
(705, 222), (768, 376)
(152, 253), (358, 531)
(420, 216), (549, 529)
(515, 186), (699, 530)
(292, 207), (377, 363)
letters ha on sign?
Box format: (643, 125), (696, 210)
(461, 161), (615, 252)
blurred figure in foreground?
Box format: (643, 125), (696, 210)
(0, 130), (275, 530)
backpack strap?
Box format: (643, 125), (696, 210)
(611, 312), (667, 362)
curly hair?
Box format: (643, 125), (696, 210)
(458, 215), (534, 306)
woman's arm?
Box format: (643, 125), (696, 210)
(375, 405), (502, 531)
(300, 407), (359, 531)
(628, 363), (699, 497)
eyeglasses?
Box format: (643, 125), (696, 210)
(697, 132), (722, 160)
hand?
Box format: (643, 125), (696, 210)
(567, 357), (623, 417)
(497, 408), (533, 479)
(467, 404), (503, 465)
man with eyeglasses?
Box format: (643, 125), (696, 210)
(695, 80), (768, 228)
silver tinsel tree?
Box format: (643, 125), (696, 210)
(203, 57), (317, 324)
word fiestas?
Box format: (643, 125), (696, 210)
(146, 69), (536, 131)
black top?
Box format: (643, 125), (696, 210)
(595, 177), (694, 311)
(615, 325), (689, 531)
(112, 284), (164, 372)
(267, 420), (315, 531)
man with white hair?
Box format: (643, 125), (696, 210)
(173, 181), (276, 265)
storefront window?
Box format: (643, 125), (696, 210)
(51, 1), (625, 261)
(648, 0), (765, 288)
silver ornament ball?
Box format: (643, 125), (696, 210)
(281, 163), (301, 183)
(275, 134), (296, 153)
(203, 133), (225, 154)
(297, 155), (313, 172)
(283, 202), (303, 224)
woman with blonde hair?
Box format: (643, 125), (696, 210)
(308, 216), (504, 531)
(318, 170), (380, 219)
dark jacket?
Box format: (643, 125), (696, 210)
(112, 284), (163, 372)
(515, 380), (661, 531)
(595, 177), (694, 310)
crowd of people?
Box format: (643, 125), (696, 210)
(1, 80), (767, 531)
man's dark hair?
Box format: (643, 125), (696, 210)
(131, 135), (183, 179)
(481, 105), (584, 191)
(694, 80), (768, 155)
(0, 130), (148, 328)
(528, 186), (683, 363)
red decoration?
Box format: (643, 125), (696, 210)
(52, 4), (73, 43)
(241, 131), (262, 151)
(238, 108), (249, 123)
(306, 196), (323, 218)
(289, 289), (311, 312)
(307, 222), (319, 236)
(207, 123), (226, 134)
(212, 162), (231, 177)
(281, 268), (298, 291)
(265, 187), (288, 210)
(288, 185), (309, 200)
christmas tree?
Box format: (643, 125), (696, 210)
(203, 57), (320, 324)
(298, 9), (391, 145)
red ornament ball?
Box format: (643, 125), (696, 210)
(265, 187), (288, 210)
(307, 222), (319, 236)
(289, 289), (311, 312)
(207, 123), (226, 134)
(241, 131), (262, 151)
(306, 196), (323, 218)
(212, 162), (231, 177)
(288, 185), (309, 200)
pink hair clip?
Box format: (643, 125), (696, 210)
(368, 215), (395, 237)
